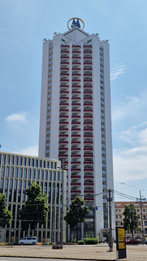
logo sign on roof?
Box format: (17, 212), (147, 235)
(67, 17), (85, 31)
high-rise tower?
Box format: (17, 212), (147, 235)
(39, 18), (114, 238)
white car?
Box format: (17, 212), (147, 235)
(19, 236), (37, 245)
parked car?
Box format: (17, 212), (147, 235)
(19, 236), (37, 245)
(125, 238), (139, 245)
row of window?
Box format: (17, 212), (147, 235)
(0, 167), (63, 181)
(0, 154), (57, 169)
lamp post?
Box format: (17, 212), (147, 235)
(107, 189), (113, 252)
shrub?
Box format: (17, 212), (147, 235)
(0, 242), (8, 246)
(71, 239), (77, 243)
(84, 238), (98, 244)
(78, 240), (85, 245)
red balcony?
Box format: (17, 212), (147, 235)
(59, 134), (68, 137)
(71, 148), (80, 151)
(72, 79), (80, 82)
(59, 148), (68, 151)
(72, 103), (80, 106)
(84, 50), (92, 53)
(60, 85), (69, 88)
(84, 74), (92, 77)
(59, 121), (68, 124)
(71, 190), (81, 193)
(84, 190), (94, 193)
(72, 56), (81, 59)
(60, 97), (68, 100)
(84, 183), (94, 186)
(72, 85), (81, 88)
(84, 79), (92, 82)
(72, 115), (80, 118)
(72, 91), (81, 94)
(84, 115), (93, 118)
(84, 197), (94, 201)
(84, 148), (93, 151)
(72, 109), (81, 112)
(84, 45), (92, 48)
(84, 135), (93, 137)
(72, 128), (81, 131)
(59, 115), (68, 118)
(84, 67), (92, 70)
(84, 154), (93, 157)
(58, 154), (68, 157)
(60, 91), (69, 94)
(61, 56), (69, 59)
(60, 79), (69, 82)
(71, 183), (81, 186)
(72, 62), (81, 65)
(84, 98), (92, 101)
(84, 62), (92, 65)
(72, 51), (81, 53)
(84, 175), (94, 179)
(84, 168), (93, 171)
(72, 97), (81, 100)
(72, 121), (80, 124)
(71, 175), (80, 179)
(84, 141), (93, 144)
(73, 45), (81, 47)
(60, 73), (69, 76)
(84, 85), (92, 88)
(84, 109), (93, 112)
(60, 109), (68, 112)
(71, 154), (81, 157)
(59, 141), (68, 143)
(61, 50), (69, 53)
(71, 141), (80, 144)
(60, 103), (69, 105)
(59, 128), (68, 131)
(72, 68), (81, 70)
(72, 73), (81, 76)
(61, 45), (70, 47)
(61, 62), (69, 64)
(84, 57), (92, 60)
(71, 161), (81, 164)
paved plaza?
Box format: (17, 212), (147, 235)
(0, 244), (147, 261)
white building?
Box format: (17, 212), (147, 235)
(0, 152), (66, 244)
(39, 18), (114, 239)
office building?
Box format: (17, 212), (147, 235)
(0, 152), (66, 243)
(39, 18), (114, 238)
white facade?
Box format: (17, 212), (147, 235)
(39, 20), (114, 238)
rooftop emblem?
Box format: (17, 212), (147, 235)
(67, 17), (85, 31)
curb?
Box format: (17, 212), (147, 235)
(0, 255), (116, 261)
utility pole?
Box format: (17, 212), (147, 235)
(139, 191), (145, 244)
(108, 189), (113, 252)
(60, 159), (65, 249)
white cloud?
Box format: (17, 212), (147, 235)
(13, 145), (38, 156)
(112, 96), (141, 122)
(113, 122), (147, 182)
(5, 112), (27, 123)
(111, 63), (126, 81)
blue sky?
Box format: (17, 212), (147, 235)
(0, 0), (147, 201)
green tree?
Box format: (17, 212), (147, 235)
(123, 204), (139, 238)
(64, 196), (89, 240)
(0, 193), (12, 227)
(19, 182), (49, 231)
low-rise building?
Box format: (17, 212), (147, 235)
(0, 151), (66, 244)
(115, 201), (147, 237)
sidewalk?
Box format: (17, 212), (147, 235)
(0, 244), (147, 261)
